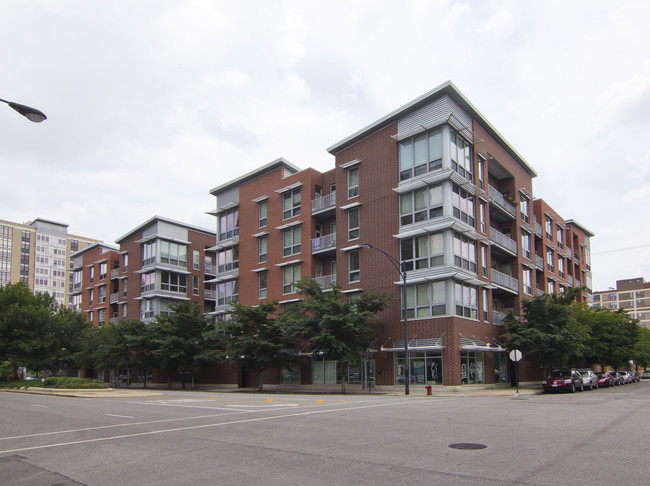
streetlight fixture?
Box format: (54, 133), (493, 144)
(0, 98), (47, 123)
(362, 242), (410, 395)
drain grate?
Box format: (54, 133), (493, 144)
(448, 443), (487, 450)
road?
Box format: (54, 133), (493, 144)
(1, 381), (649, 485)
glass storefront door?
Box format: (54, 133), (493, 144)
(460, 350), (484, 384)
(395, 351), (443, 385)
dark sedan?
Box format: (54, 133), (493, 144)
(596, 371), (614, 387)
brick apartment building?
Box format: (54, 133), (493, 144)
(592, 278), (650, 328)
(208, 81), (594, 389)
(0, 217), (100, 306)
(69, 216), (217, 326)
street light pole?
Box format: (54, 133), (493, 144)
(362, 243), (409, 395)
(1, 98), (47, 123)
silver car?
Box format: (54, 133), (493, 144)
(578, 370), (599, 390)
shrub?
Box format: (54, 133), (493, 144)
(43, 377), (107, 389)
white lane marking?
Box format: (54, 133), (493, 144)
(106, 414), (134, 419)
(0, 400), (418, 454)
(226, 404), (299, 408)
(31, 405), (47, 408)
(0, 410), (254, 441)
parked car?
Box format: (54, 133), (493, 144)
(618, 371), (632, 384)
(609, 371), (623, 385)
(642, 370), (650, 379)
(543, 369), (583, 393)
(578, 369), (599, 390)
(631, 370), (641, 382)
(595, 371), (614, 387)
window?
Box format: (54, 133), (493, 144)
(548, 279), (555, 294)
(161, 241), (187, 266)
(122, 279), (128, 298)
(478, 159), (485, 189)
(258, 200), (267, 227)
(193, 276), (199, 296)
(401, 233), (444, 271)
(258, 271), (267, 299)
(217, 247), (239, 272)
(348, 208), (359, 240)
(348, 250), (360, 282)
(558, 257), (565, 278)
(545, 216), (553, 241)
(282, 226), (301, 257)
(258, 236), (267, 263)
(122, 303), (127, 318)
(546, 248), (554, 272)
(89, 288), (93, 306)
(219, 207), (239, 240)
(123, 254), (128, 272)
(98, 309), (106, 324)
(142, 242), (156, 266)
(521, 231), (531, 259)
(282, 264), (301, 294)
(483, 289), (489, 318)
(283, 189), (301, 219)
(399, 184), (442, 226)
(347, 167), (359, 198)
(520, 195), (530, 223)
(161, 271), (187, 293)
(193, 250), (200, 270)
(523, 268), (532, 295)
(481, 245), (488, 277)
(398, 127), (442, 181)
(89, 266), (94, 282)
(450, 130), (472, 182)
(404, 281), (446, 318)
(99, 262), (107, 280)
(557, 227), (564, 249)
(98, 286), (106, 304)
(140, 299), (154, 320)
(452, 185), (475, 225)
(479, 203), (486, 234)
(453, 233), (477, 272)
(455, 282), (478, 319)
(217, 280), (238, 305)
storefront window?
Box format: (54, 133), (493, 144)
(395, 351), (443, 385)
(312, 360), (337, 384)
(494, 352), (507, 384)
(461, 351), (484, 384)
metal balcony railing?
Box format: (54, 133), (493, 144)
(489, 228), (518, 254)
(314, 274), (336, 289)
(491, 269), (519, 293)
(311, 192), (336, 213)
(312, 233), (336, 252)
(488, 185), (516, 218)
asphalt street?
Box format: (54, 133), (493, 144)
(1, 382), (649, 485)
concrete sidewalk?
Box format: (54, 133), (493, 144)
(2, 384), (540, 399)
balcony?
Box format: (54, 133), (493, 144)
(205, 261), (216, 275)
(110, 268), (120, 279)
(311, 192), (336, 217)
(312, 233), (336, 254)
(489, 228), (517, 257)
(491, 268), (519, 294)
(110, 292), (119, 304)
(204, 289), (216, 300)
(535, 254), (544, 270)
(487, 185), (516, 221)
(534, 219), (543, 238)
(314, 274), (336, 289)
(568, 275), (574, 286)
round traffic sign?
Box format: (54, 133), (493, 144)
(509, 349), (522, 362)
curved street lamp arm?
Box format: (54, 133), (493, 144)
(1, 98), (47, 123)
(361, 243), (405, 280)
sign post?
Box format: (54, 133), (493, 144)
(509, 349), (523, 393)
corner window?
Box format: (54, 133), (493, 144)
(450, 130), (472, 182)
(454, 282), (478, 319)
(399, 184), (442, 226)
(399, 127), (442, 181)
(219, 207), (239, 240)
(400, 233), (444, 271)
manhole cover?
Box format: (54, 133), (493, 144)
(448, 443), (487, 450)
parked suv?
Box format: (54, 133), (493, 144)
(578, 369), (599, 390)
(543, 369), (583, 393)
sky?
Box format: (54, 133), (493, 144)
(1, 0), (649, 292)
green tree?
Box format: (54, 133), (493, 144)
(279, 278), (389, 392)
(579, 307), (639, 370)
(502, 290), (590, 376)
(632, 326), (650, 369)
(221, 301), (294, 391)
(90, 321), (135, 386)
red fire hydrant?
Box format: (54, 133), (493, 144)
(425, 385), (432, 396)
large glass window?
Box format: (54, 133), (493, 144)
(219, 207), (239, 240)
(450, 130), (472, 182)
(217, 280), (238, 305)
(312, 360), (337, 385)
(142, 242), (156, 266)
(494, 352), (507, 384)
(453, 233), (477, 272)
(401, 233), (444, 271)
(396, 350), (443, 385)
(140, 272), (155, 293)
(282, 226), (301, 257)
(161, 241), (187, 267)
(283, 189), (301, 219)
(399, 184), (442, 226)
(347, 167), (359, 198)
(404, 281), (446, 318)
(282, 264), (301, 294)
(398, 127), (442, 181)
(452, 185), (475, 226)
(217, 247), (239, 273)
(461, 351), (484, 384)
(455, 282), (478, 319)
(161, 272), (187, 293)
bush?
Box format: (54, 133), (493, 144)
(43, 377), (108, 389)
